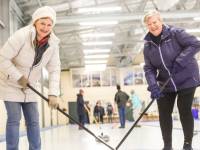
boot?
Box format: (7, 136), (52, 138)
(183, 142), (193, 150)
(162, 141), (172, 150)
(162, 147), (173, 150)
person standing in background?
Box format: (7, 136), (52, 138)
(143, 10), (200, 150)
(84, 101), (91, 124)
(0, 6), (60, 150)
(114, 84), (129, 128)
(76, 89), (86, 129)
(93, 100), (105, 123)
(130, 90), (142, 127)
(106, 102), (113, 123)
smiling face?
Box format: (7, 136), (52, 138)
(34, 17), (53, 41)
(145, 15), (163, 36)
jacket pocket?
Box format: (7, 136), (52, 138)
(173, 70), (190, 85)
(172, 60), (197, 85)
(6, 74), (21, 88)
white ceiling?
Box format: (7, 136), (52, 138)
(15, 0), (200, 70)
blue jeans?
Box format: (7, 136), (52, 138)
(4, 101), (41, 150)
(118, 106), (126, 127)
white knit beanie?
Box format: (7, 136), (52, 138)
(32, 6), (56, 26)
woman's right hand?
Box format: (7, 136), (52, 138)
(18, 76), (29, 89)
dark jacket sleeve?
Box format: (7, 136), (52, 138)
(93, 106), (98, 116)
(114, 92), (119, 103)
(77, 96), (84, 106)
(173, 28), (200, 67)
(100, 107), (105, 116)
(125, 92), (129, 101)
(143, 46), (158, 89)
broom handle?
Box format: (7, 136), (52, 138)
(115, 77), (171, 150)
(27, 84), (115, 150)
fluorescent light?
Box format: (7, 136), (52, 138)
(85, 64), (106, 71)
(193, 17), (200, 21)
(134, 28), (144, 35)
(140, 62), (145, 67)
(85, 60), (107, 64)
(51, 3), (69, 12)
(83, 41), (112, 46)
(80, 33), (115, 38)
(84, 54), (109, 59)
(0, 19), (5, 28)
(186, 29), (200, 33)
(79, 21), (118, 26)
(83, 49), (110, 54)
(78, 7), (121, 13)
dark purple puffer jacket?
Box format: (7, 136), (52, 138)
(143, 25), (200, 92)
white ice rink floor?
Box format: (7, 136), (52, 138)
(0, 120), (199, 150)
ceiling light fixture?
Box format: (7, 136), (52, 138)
(85, 64), (106, 71)
(193, 17), (200, 21)
(186, 29), (200, 33)
(80, 33), (115, 38)
(85, 60), (108, 64)
(51, 3), (69, 12)
(83, 41), (112, 46)
(79, 21), (118, 26)
(84, 54), (109, 59)
(83, 49), (110, 54)
(78, 6), (121, 13)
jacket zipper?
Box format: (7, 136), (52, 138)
(23, 66), (33, 102)
(146, 41), (177, 91)
(23, 47), (36, 102)
(23, 42), (49, 102)
(158, 46), (177, 91)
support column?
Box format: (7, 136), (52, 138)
(0, 0), (10, 47)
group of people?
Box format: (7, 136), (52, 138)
(114, 85), (143, 128)
(0, 4), (198, 150)
(76, 90), (114, 128)
(77, 85), (143, 129)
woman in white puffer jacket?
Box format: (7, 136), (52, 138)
(0, 6), (61, 150)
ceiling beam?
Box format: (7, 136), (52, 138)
(36, 0), (42, 6)
(10, 0), (26, 24)
(56, 10), (200, 24)
(0, 19), (5, 28)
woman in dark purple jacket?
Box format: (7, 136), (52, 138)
(143, 10), (200, 150)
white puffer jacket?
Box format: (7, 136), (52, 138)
(0, 25), (61, 102)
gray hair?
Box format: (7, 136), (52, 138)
(143, 10), (162, 24)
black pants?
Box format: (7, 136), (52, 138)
(157, 87), (196, 148)
(78, 114), (85, 127)
(95, 115), (104, 123)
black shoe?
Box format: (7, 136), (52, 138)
(78, 126), (83, 130)
(162, 148), (173, 150)
(183, 142), (193, 150)
(162, 146), (173, 150)
(119, 126), (125, 128)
